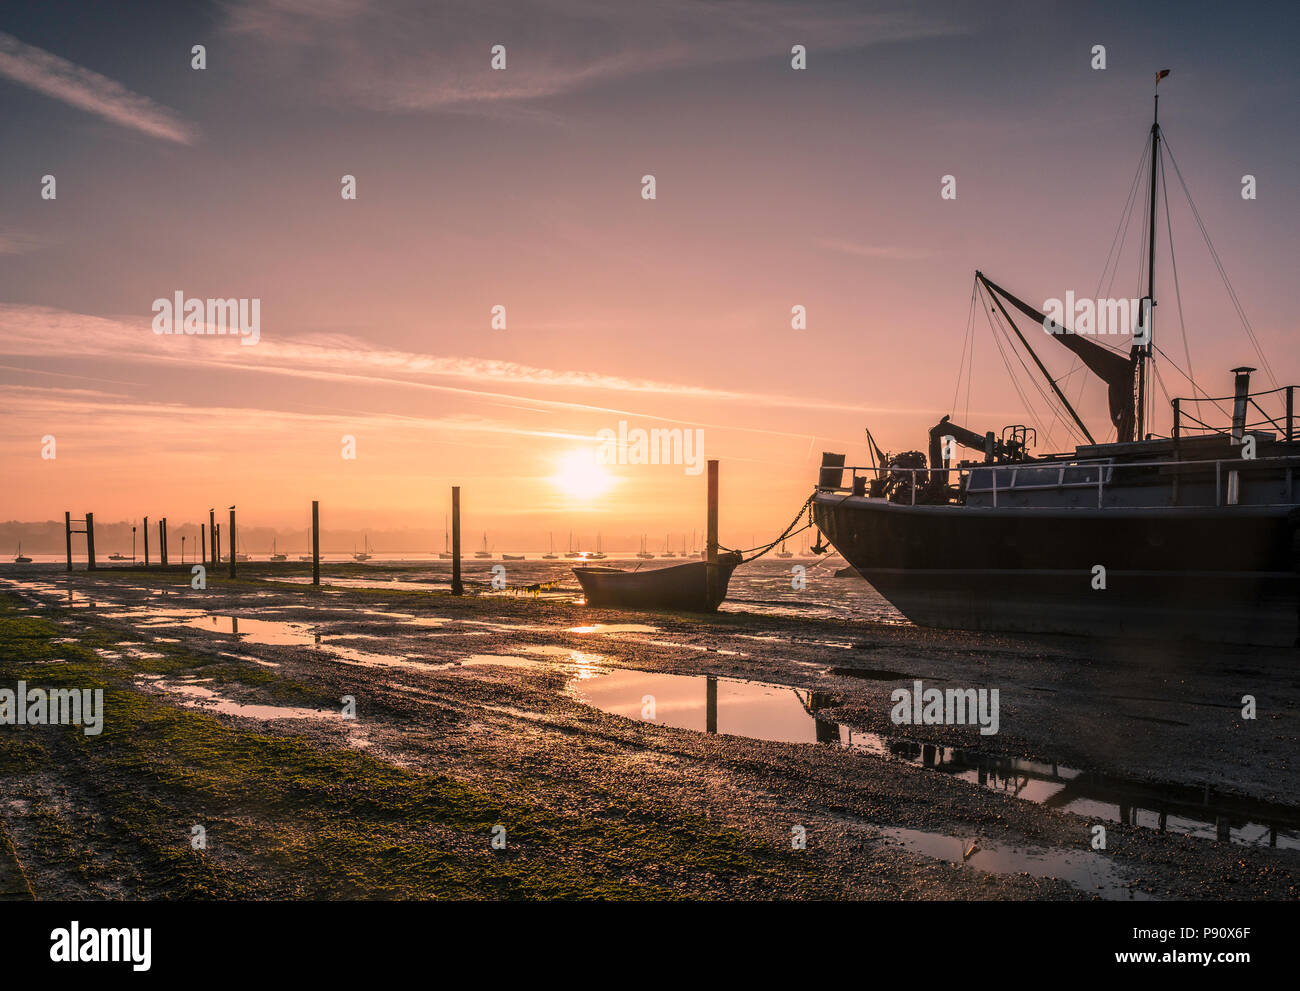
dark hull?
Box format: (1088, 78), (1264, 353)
(575, 554), (742, 611)
(814, 494), (1298, 645)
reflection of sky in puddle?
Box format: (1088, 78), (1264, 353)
(571, 668), (1300, 852)
(139, 676), (336, 721)
(457, 647), (607, 675)
(568, 623), (658, 634)
(268, 576), (451, 592)
(880, 826), (1152, 901)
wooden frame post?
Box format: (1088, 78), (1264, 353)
(312, 501), (320, 586)
(451, 487), (463, 596)
(706, 460), (719, 606)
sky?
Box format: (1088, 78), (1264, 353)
(1, 0), (1297, 549)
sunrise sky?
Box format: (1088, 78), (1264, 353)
(2, 0), (1297, 547)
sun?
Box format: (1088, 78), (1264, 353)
(550, 449), (616, 500)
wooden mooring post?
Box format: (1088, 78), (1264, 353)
(143, 516), (149, 566)
(85, 512), (96, 571)
(228, 508), (236, 579)
(201, 523), (206, 565)
(311, 501), (320, 586)
(451, 487), (463, 596)
(64, 511), (72, 572)
(209, 509), (217, 565)
(705, 459), (719, 606)
(159, 518), (168, 566)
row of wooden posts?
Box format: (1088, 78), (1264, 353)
(62, 461), (721, 600)
(64, 489), (465, 595)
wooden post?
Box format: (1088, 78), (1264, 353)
(311, 501), (320, 586)
(228, 509), (237, 579)
(64, 511), (72, 572)
(706, 459), (719, 606)
(143, 516), (149, 566)
(201, 523), (206, 565)
(209, 509), (217, 564)
(85, 512), (96, 571)
(451, 487), (463, 596)
(160, 518), (168, 566)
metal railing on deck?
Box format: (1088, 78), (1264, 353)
(1173, 385), (1296, 442)
(817, 455), (1300, 509)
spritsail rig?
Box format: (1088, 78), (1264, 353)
(812, 75), (1300, 645)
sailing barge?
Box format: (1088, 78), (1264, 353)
(814, 77), (1299, 646)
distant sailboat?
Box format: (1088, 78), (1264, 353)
(564, 531), (581, 559)
(588, 533), (607, 560)
(636, 534), (654, 559)
(108, 551), (129, 561)
(474, 532), (493, 559)
(235, 533), (250, 562)
(776, 540), (793, 558)
(502, 553), (525, 561)
(13, 543), (31, 564)
(662, 533), (675, 558)
(438, 515), (453, 559)
(299, 515), (314, 560)
(270, 537), (287, 562)
(353, 535), (372, 562)
(542, 533), (558, 560)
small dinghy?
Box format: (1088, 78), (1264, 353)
(574, 552), (743, 611)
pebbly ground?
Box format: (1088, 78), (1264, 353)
(0, 562), (1296, 901)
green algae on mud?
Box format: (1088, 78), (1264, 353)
(0, 593), (822, 899)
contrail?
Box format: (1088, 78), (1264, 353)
(0, 31), (197, 144)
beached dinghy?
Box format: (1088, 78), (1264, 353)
(574, 552), (743, 611)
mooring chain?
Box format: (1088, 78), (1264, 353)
(719, 492), (817, 563)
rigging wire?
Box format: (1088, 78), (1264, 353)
(951, 280), (978, 418)
(1162, 135), (1278, 389)
(1159, 152), (1196, 395)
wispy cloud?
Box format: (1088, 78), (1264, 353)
(817, 238), (933, 261)
(0, 304), (947, 420)
(222, 0), (965, 112)
(0, 227), (49, 255)
(0, 31), (197, 144)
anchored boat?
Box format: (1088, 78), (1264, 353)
(575, 552), (743, 611)
(814, 76), (1300, 646)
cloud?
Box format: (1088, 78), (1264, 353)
(0, 304), (947, 421)
(0, 31), (197, 144)
(817, 238), (933, 261)
(221, 0), (964, 112)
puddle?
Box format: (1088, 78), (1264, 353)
(458, 654), (543, 669)
(879, 826), (1152, 901)
(569, 668), (1300, 851)
(268, 576), (452, 592)
(829, 667), (916, 681)
(455, 648), (607, 675)
(139, 676), (338, 721)
(568, 623), (659, 634)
